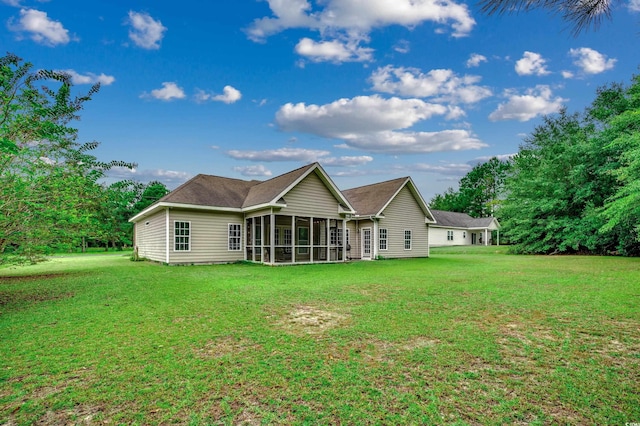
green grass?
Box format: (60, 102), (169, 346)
(1, 249), (638, 424)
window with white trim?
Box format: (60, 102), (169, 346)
(379, 228), (388, 250)
(404, 229), (412, 250)
(447, 230), (454, 241)
(228, 224), (242, 251)
(174, 221), (190, 251)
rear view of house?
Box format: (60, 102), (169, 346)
(130, 163), (436, 265)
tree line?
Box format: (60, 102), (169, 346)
(1, 54), (168, 263)
(430, 72), (640, 255)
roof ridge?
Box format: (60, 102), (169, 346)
(343, 176), (407, 192)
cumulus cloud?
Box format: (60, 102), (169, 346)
(466, 53), (487, 68)
(401, 162), (473, 176)
(61, 69), (115, 86)
(9, 8), (71, 46)
(127, 11), (166, 50)
(630, 0), (640, 11)
(107, 167), (191, 188)
(2, 0), (22, 6)
(233, 165), (273, 177)
(226, 147), (331, 162)
(515, 51), (550, 76)
(295, 37), (373, 63)
(561, 70), (574, 79)
(275, 95), (485, 154)
(489, 85), (566, 122)
(342, 130), (487, 154)
(196, 86), (242, 104)
(276, 95), (455, 138)
(321, 156), (374, 166)
(142, 82), (186, 101)
(569, 47), (616, 74)
(247, 0), (475, 41)
(370, 66), (492, 104)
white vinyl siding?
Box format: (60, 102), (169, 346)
(134, 210), (166, 262)
(376, 186), (429, 258)
(168, 210), (245, 264)
(429, 227), (470, 246)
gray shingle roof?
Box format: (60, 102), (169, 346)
(430, 209), (497, 228)
(160, 174), (259, 208)
(242, 163), (316, 208)
(342, 177), (408, 217)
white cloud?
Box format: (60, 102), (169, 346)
(489, 85), (567, 122)
(402, 162), (472, 176)
(143, 82), (186, 101)
(106, 167), (191, 188)
(561, 70), (574, 79)
(629, 0), (640, 12)
(466, 53), (487, 68)
(196, 86), (242, 104)
(467, 153), (516, 165)
(321, 156), (374, 166)
(515, 51), (550, 76)
(276, 95), (454, 138)
(233, 165), (273, 177)
(569, 47), (616, 74)
(341, 130), (487, 154)
(127, 11), (166, 50)
(226, 147), (331, 162)
(2, 0), (22, 6)
(9, 8), (71, 46)
(295, 37), (373, 63)
(394, 40), (410, 54)
(246, 0), (476, 58)
(370, 66), (492, 104)
(61, 69), (115, 86)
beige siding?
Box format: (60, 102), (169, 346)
(280, 172), (342, 218)
(135, 210), (167, 263)
(346, 219), (375, 260)
(378, 186), (429, 258)
(346, 221), (359, 260)
(168, 210), (245, 264)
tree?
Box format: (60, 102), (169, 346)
(500, 74), (640, 255)
(429, 157), (511, 217)
(478, 0), (617, 35)
(0, 53), (134, 263)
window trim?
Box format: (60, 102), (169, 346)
(447, 230), (454, 241)
(228, 223), (242, 252)
(174, 221), (191, 252)
(404, 229), (412, 251)
(379, 228), (388, 251)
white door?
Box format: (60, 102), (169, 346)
(362, 228), (372, 260)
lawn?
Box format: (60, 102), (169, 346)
(1, 249), (638, 424)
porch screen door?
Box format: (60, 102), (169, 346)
(362, 228), (372, 260)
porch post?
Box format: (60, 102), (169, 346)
(270, 210), (276, 265)
(291, 215), (296, 263)
(342, 219), (346, 262)
(310, 216), (314, 263)
(484, 229), (488, 246)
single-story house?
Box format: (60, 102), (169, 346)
(129, 163), (435, 265)
(428, 209), (500, 247)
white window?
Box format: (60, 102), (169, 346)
(404, 230), (412, 250)
(228, 224), (242, 251)
(174, 221), (190, 251)
(284, 228), (292, 246)
(447, 230), (454, 241)
(345, 229), (350, 246)
(379, 228), (388, 250)
(463, 231), (466, 239)
(330, 228), (338, 245)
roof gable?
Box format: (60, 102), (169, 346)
(343, 177), (434, 221)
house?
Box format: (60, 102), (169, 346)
(129, 163), (435, 265)
(428, 209), (500, 247)
(342, 177), (435, 260)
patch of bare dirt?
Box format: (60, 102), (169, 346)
(280, 305), (348, 335)
(0, 273), (69, 284)
(0, 290), (74, 307)
(35, 405), (104, 425)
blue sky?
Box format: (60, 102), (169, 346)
(1, 0), (638, 200)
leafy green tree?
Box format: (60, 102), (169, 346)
(501, 74), (640, 255)
(429, 157), (511, 217)
(133, 181), (169, 213)
(0, 53), (133, 262)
